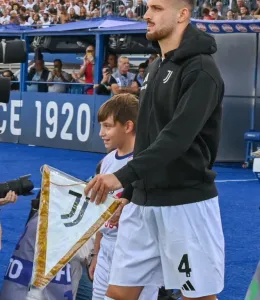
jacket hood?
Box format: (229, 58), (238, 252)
(163, 24), (217, 63)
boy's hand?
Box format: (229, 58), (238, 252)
(88, 255), (97, 281)
(109, 198), (129, 227)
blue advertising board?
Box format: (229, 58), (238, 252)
(191, 19), (260, 34)
(0, 92), (22, 144)
(0, 92), (109, 153)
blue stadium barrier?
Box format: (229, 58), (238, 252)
(0, 92), (22, 144)
(17, 92), (109, 152)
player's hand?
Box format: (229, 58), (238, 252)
(0, 191), (17, 206)
(84, 174), (122, 205)
(109, 198), (129, 227)
(88, 255), (97, 281)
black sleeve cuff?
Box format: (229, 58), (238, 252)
(121, 184), (133, 202)
(113, 164), (138, 187)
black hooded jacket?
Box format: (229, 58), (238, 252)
(116, 24), (225, 207)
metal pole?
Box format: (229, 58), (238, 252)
(251, 32), (259, 130)
(100, 0), (103, 17)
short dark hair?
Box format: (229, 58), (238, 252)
(181, 0), (195, 11)
(3, 70), (13, 77)
(54, 59), (62, 66)
(98, 94), (139, 132)
(139, 63), (146, 70)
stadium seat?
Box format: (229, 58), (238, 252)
(243, 130), (260, 167)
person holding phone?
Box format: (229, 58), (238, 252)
(72, 45), (95, 95)
(47, 59), (71, 93)
(94, 67), (112, 95)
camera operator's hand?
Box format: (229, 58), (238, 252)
(0, 191), (17, 206)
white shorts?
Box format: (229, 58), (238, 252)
(93, 240), (158, 300)
(109, 197), (225, 298)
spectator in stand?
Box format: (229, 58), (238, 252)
(210, 8), (224, 19)
(104, 2), (114, 16)
(42, 12), (51, 26)
(51, 14), (60, 24)
(25, 0), (34, 10)
(87, 1), (96, 16)
(48, 59), (72, 93)
(254, 0), (260, 14)
(79, 6), (87, 19)
(135, 62), (146, 87)
(226, 9), (236, 19)
(59, 6), (70, 23)
(106, 53), (117, 73)
(31, 13), (42, 26)
(202, 7), (214, 19)
(68, 0), (80, 15)
(27, 59), (49, 93)
(202, 2), (212, 11)
(135, 0), (146, 19)
(12, 2), (20, 13)
(47, 2), (58, 14)
(72, 45), (95, 95)
(232, 0), (246, 13)
(92, 7), (100, 17)
(127, 9), (135, 18)
(69, 7), (79, 21)
(9, 14), (20, 24)
(19, 14), (30, 25)
(126, 0), (135, 15)
(94, 66), (113, 95)
(19, 6), (27, 17)
(0, 9), (10, 24)
(2, 70), (19, 91)
(216, 1), (229, 17)
(239, 5), (253, 18)
(118, 4), (126, 17)
(109, 56), (139, 96)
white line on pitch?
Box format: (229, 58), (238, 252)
(216, 179), (258, 182)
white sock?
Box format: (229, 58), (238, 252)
(104, 297), (115, 300)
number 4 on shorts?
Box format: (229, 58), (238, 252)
(178, 254), (192, 277)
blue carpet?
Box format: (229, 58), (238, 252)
(0, 143), (259, 300)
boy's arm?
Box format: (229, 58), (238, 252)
(88, 231), (103, 281)
(93, 231), (102, 255)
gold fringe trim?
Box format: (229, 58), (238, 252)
(33, 165), (50, 287)
(33, 165), (120, 288)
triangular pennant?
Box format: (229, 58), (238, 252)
(32, 164), (120, 288)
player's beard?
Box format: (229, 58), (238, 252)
(146, 24), (174, 41)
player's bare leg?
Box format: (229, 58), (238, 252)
(182, 295), (217, 300)
(106, 285), (143, 300)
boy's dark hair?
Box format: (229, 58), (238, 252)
(98, 94), (139, 132)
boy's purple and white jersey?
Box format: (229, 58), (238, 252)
(99, 149), (133, 244)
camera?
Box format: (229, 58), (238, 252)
(0, 39), (27, 104)
(0, 175), (34, 198)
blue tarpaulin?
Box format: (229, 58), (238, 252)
(93, 21), (147, 32)
(26, 16), (141, 34)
